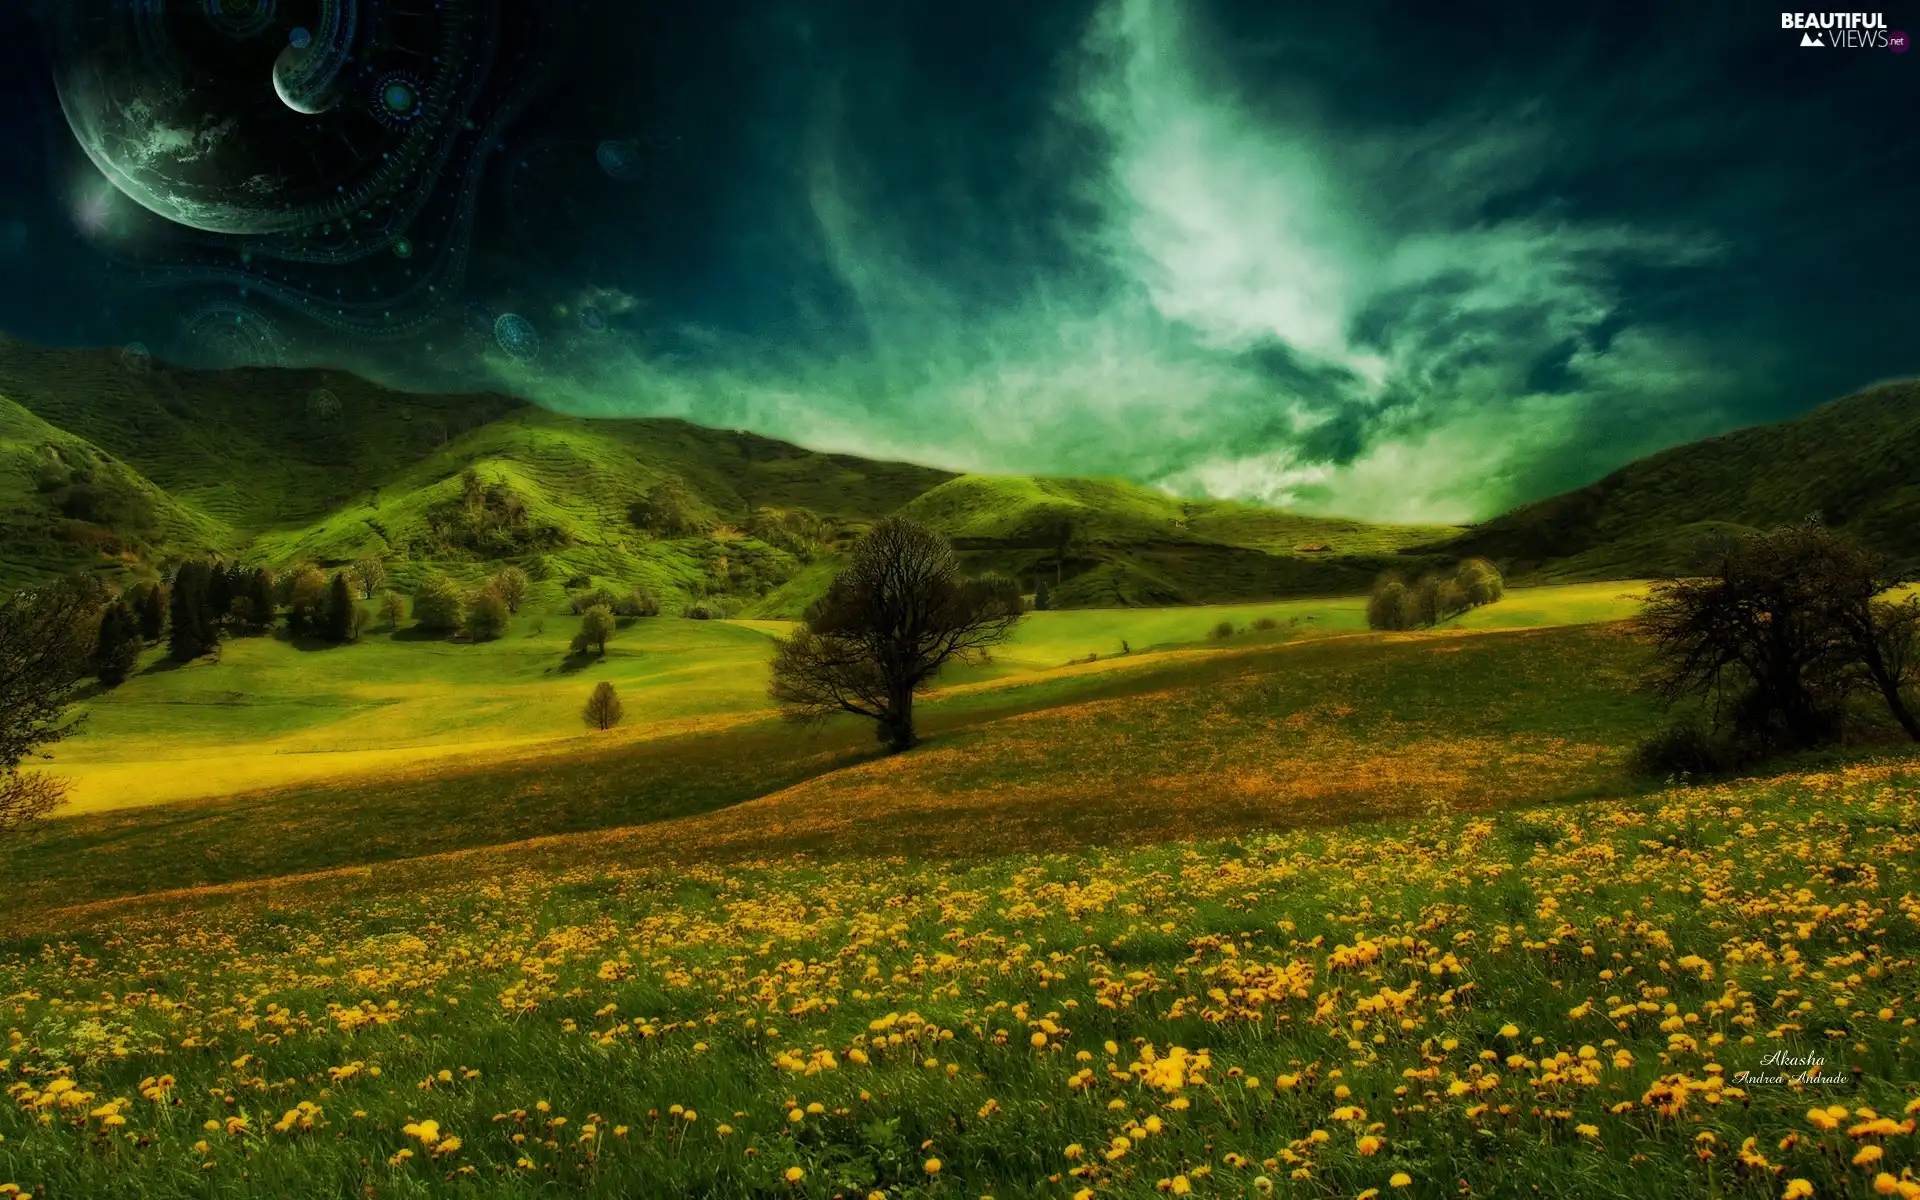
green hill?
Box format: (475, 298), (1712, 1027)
(1435, 380), (1920, 580)
(897, 473), (1460, 607)
(0, 338), (1465, 610)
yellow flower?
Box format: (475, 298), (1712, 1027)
(785, 1166), (805, 1183)
(1785, 1181), (1815, 1199)
(1575, 1124), (1600, 1138)
(925, 1158), (942, 1175)
(1499, 1024), (1519, 1038)
(1873, 1176), (1899, 1197)
(1356, 1135), (1384, 1156)
(1390, 1173), (1413, 1188)
(1171, 1177), (1192, 1195)
(1852, 1145), (1883, 1166)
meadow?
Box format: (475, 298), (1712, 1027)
(41, 582), (1647, 813)
(2, 758), (1916, 1199)
(7, 579), (1919, 1199)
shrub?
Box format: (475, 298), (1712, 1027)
(584, 681), (624, 730)
(1632, 722), (1750, 779)
(1208, 620), (1236, 641)
(412, 573), (466, 633)
(612, 586), (661, 618)
(466, 588), (510, 642)
(570, 586), (618, 615)
(564, 573), (591, 590)
(684, 602), (723, 621)
(378, 590), (406, 629)
(628, 476), (715, 538)
(1034, 580), (1052, 611)
(1251, 616), (1279, 632)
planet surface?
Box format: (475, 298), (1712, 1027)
(48, 0), (464, 236)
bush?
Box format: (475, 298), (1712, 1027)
(1251, 616), (1278, 632)
(466, 588), (510, 642)
(1208, 620), (1236, 641)
(378, 591), (406, 629)
(684, 602), (726, 621)
(1632, 722), (1751, 779)
(570, 586), (618, 615)
(628, 476), (715, 538)
(612, 586), (661, 618)
(412, 572), (465, 633)
(564, 573), (591, 590)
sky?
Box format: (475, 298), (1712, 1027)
(0, 0), (1915, 523)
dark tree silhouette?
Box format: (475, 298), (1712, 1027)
(168, 561), (219, 660)
(1634, 520), (1917, 753)
(769, 517), (1024, 752)
(94, 599), (141, 686)
(584, 681), (624, 730)
(1, 575), (101, 831)
(135, 580), (168, 642)
(323, 572), (358, 643)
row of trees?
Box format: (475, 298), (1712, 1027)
(1366, 559), (1505, 630)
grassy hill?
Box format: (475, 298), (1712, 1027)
(0, 338), (1462, 609)
(1434, 379), (1920, 580)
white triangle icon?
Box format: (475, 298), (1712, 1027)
(1800, 31), (1824, 46)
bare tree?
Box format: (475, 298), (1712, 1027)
(0, 576), (102, 832)
(351, 557), (388, 600)
(1634, 520), (1913, 753)
(770, 517), (1024, 752)
(492, 566), (530, 614)
(584, 681), (624, 730)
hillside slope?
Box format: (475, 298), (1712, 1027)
(0, 339), (1465, 609)
(898, 473), (1460, 607)
(1437, 380), (1920, 580)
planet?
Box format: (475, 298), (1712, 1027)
(596, 139), (643, 181)
(272, 1), (356, 116)
(47, 0), (463, 236)
(493, 313), (540, 361)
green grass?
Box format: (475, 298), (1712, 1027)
(0, 339), (1467, 608)
(37, 583), (1645, 812)
(1443, 379), (1920, 579)
(2, 603), (1667, 918)
(1, 756), (1914, 1199)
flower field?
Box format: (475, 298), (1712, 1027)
(4, 758), (1919, 1198)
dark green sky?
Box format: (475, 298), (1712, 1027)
(2, 0), (1915, 522)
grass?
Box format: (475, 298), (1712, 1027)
(0, 340), (1469, 610)
(1, 757), (1915, 1198)
(3, 597), (1665, 918)
(39, 583), (1646, 812)
(1445, 379), (1920, 580)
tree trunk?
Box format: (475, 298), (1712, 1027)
(1860, 638), (1920, 742)
(883, 684), (918, 753)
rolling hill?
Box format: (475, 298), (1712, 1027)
(1432, 379), (1920, 580)
(0, 337), (1462, 609)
